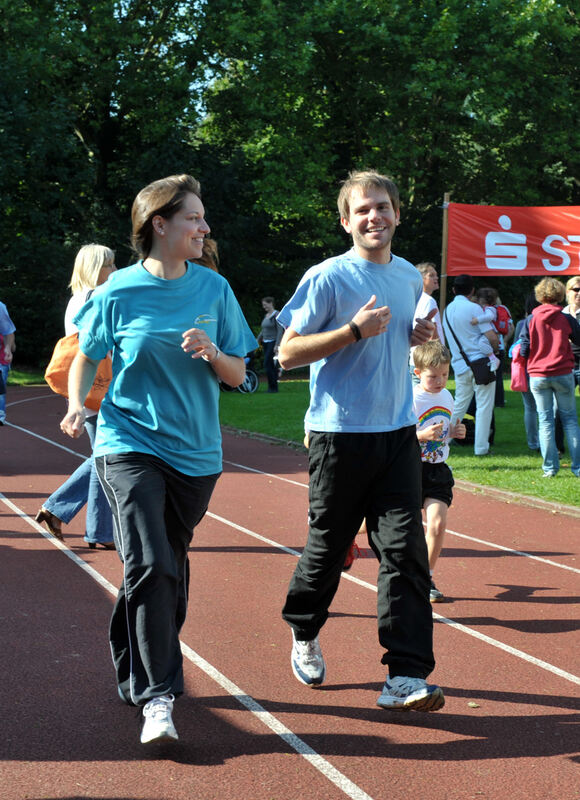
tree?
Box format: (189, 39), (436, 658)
(196, 0), (579, 316)
(0, 0), (208, 363)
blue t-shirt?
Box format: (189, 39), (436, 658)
(277, 249), (422, 432)
(74, 261), (257, 476)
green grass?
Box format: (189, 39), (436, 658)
(219, 377), (580, 509)
(8, 367), (45, 385)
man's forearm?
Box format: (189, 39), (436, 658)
(278, 325), (356, 369)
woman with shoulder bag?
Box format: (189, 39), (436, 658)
(35, 244), (116, 548)
(520, 277), (580, 478)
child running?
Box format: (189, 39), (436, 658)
(412, 340), (466, 603)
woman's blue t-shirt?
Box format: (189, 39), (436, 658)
(74, 261), (257, 476)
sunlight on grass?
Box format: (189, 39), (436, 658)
(219, 377), (580, 508)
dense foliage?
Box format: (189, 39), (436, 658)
(1, 0), (578, 364)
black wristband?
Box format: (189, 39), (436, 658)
(348, 320), (362, 341)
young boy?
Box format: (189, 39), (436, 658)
(412, 340), (466, 602)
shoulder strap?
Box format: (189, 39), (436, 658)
(444, 308), (472, 368)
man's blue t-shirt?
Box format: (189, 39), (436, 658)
(74, 261), (257, 476)
(277, 249), (422, 432)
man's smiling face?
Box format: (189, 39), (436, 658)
(340, 186), (400, 263)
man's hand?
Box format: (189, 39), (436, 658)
(450, 421), (466, 440)
(411, 308), (437, 346)
(351, 295), (391, 339)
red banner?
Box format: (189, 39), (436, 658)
(446, 203), (580, 276)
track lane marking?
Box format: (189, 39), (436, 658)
(4, 421), (580, 687)
(207, 512), (580, 687)
(0, 493), (374, 800)
(224, 460), (580, 574)
(4, 424), (578, 575)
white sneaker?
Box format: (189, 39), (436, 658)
(140, 694), (178, 744)
(377, 675), (444, 711)
(291, 630), (326, 686)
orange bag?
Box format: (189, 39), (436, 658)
(44, 333), (112, 411)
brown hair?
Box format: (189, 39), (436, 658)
(413, 340), (451, 371)
(337, 170), (400, 219)
(131, 174), (202, 258)
(535, 277), (565, 305)
(476, 287), (499, 306)
(193, 237), (219, 272)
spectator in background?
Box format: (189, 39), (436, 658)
(35, 244), (116, 548)
(410, 262), (444, 385)
(469, 287), (513, 407)
(0, 301), (16, 425)
(520, 277), (580, 478)
(194, 237), (220, 272)
(563, 276), (580, 390)
(258, 297), (283, 392)
(443, 274), (499, 456)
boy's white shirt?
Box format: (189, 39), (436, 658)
(412, 384), (454, 464)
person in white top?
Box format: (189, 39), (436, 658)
(443, 274), (499, 456)
(563, 276), (580, 389)
(35, 244), (116, 548)
(410, 262), (444, 384)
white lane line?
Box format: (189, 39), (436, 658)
(207, 512), (580, 687)
(7, 392), (55, 407)
(225, 460), (309, 488)
(434, 614), (580, 686)
(1, 494), (117, 595)
(3, 422), (89, 459)
(224, 460), (580, 574)
(1, 494), (374, 800)
(445, 527), (580, 574)
(5, 424), (580, 687)
(180, 641), (374, 800)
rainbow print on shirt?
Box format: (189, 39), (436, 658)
(418, 405), (452, 462)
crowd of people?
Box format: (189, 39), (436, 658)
(4, 168), (579, 746)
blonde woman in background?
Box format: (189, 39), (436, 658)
(36, 244), (116, 548)
(563, 275), (580, 390)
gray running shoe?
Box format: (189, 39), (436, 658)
(377, 675), (445, 711)
(429, 579), (445, 603)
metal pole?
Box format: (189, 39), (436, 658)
(439, 192), (450, 316)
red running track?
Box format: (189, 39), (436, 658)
(1, 387), (579, 800)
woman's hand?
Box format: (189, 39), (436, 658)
(60, 407), (86, 439)
(182, 327), (218, 362)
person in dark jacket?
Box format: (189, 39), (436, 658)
(520, 277), (580, 478)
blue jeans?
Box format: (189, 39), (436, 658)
(44, 416), (114, 543)
(529, 373), (580, 476)
(520, 390), (539, 450)
(0, 364), (9, 421)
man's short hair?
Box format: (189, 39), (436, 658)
(535, 277), (565, 305)
(453, 274), (473, 296)
(337, 170), (400, 219)
(413, 340), (451, 372)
